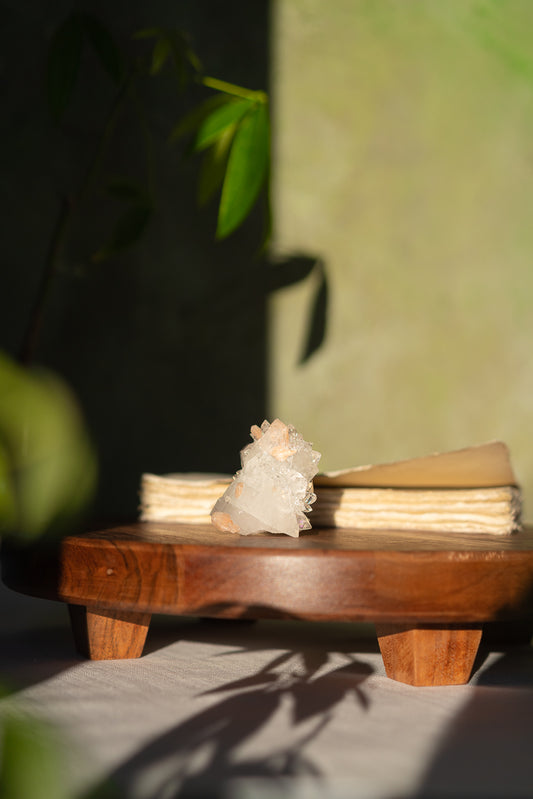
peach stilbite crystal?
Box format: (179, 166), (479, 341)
(210, 419), (321, 537)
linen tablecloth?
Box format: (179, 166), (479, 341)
(1, 580), (532, 798)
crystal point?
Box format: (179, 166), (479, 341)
(211, 419), (321, 537)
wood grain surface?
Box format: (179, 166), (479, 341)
(5, 523), (533, 623)
(376, 623), (483, 686)
(4, 523), (533, 683)
(68, 605), (151, 660)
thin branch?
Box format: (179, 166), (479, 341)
(19, 195), (71, 365)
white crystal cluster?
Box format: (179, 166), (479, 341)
(211, 419), (321, 537)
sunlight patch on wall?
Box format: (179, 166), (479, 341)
(270, 0), (533, 512)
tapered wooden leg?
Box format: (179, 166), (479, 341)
(68, 605), (151, 660)
(375, 623), (483, 686)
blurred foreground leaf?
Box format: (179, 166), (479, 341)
(0, 714), (68, 799)
(0, 353), (97, 542)
(0, 443), (16, 533)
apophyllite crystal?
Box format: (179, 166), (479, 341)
(211, 419), (321, 537)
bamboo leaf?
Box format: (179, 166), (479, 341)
(80, 14), (123, 83)
(167, 28), (202, 74)
(216, 102), (269, 239)
(134, 27), (200, 85)
(194, 98), (253, 151)
(197, 125), (235, 207)
(168, 94), (232, 143)
(46, 13), (84, 122)
(150, 35), (172, 75)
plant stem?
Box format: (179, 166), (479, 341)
(201, 75), (267, 103)
(19, 196), (71, 366)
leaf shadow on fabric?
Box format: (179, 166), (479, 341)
(84, 619), (374, 799)
(143, 615), (380, 658)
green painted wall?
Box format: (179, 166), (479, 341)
(271, 0), (533, 513)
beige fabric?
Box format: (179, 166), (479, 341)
(1, 581), (532, 798)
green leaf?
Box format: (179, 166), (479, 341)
(197, 125), (235, 207)
(0, 352), (97, 542)
(93, 201), (153, 261)
(300, 261), (329, 364)
(149, 35), (172, 75)
(168, 93), (232, 143)
(166, 28), (202, 74)
(217, 102), (270, 239)
(0, 715), (69, 799)
(46, 13), (84, 122)
(80, 14), (123, 84)
(0, 441), (16, 533)
(194, 98), (253, 151)
(134, 27), (200, 85)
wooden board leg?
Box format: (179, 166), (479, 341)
(375, 623), (483, 686)
(68, 605), (151, 660)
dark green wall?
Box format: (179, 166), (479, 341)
(1, 1), (272, 516)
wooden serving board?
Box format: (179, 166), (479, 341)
(4, 522), (533, 686)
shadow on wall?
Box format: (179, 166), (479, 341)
(1, 0), (289, 517)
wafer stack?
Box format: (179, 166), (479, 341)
(312, 441), (521, 534)
(139, 442), (522, 535)
(139, 473), (231, 523)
